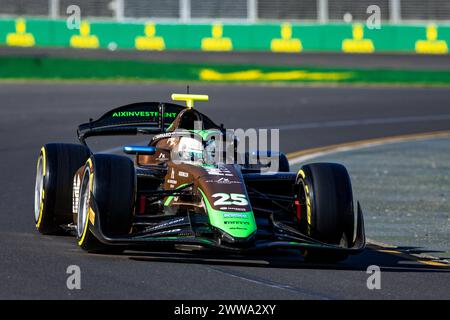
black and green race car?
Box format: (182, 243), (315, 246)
(34, 93), (365, 262)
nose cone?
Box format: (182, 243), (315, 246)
(196, 165), (257, 241)
(199, 188), (256, 240)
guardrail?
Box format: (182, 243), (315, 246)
(0, 17), (449, 54)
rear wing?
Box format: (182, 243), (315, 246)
(77, 102), (185, 144)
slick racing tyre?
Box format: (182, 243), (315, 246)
(77, 154), (135, 253)
(296, 163), (355, 263)
(278, 153), (290, 172)
(34, 143), (90, 234)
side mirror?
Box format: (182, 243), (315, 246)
(123, 146), (156, 155)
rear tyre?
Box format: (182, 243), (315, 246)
(278, 153), (290, 172)
(77, 154), (135, 253)
(296, 163), (355, 263)
(34, 143), (90, 234)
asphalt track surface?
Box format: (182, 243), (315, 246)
(1, 82), (450, 299)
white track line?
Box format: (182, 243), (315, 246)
(288, 131), (450, 165)
(265, 114), (450, 131)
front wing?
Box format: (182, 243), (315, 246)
(87, 202), (366, 254)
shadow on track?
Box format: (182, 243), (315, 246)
(121, 245), (449, 273)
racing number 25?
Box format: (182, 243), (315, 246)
(212, 193), (248, 206)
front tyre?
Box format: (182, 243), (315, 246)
(296, 163), (355, 263)
(77, 154), (135, 253)
(76, 160), (99, 251)
(34, 143), (90, 234)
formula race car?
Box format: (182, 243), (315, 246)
(34, 93), (365, 262)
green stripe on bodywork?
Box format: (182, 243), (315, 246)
(191, 129), (222, 140)
(164, 183), (189, 206)
(199, 189), (256, 238)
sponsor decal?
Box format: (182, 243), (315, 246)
(112, 111), (177, 118)
(224, 221), (250, 225)
(145, 217), (185, 232)
(218, 177), (240, 184)
(157, 152), (167, 160)
(72, 174), (81, 214)
(219, 207), (247, 212)
(204, 177), (240, 184)
(212, 193), (248, 206)
(205, 166), (233, 177)
(223, 213), (248, 218)
(167, 170), (177, 186)
(152, 132), (174, 141)
(228, 227), (247, 231)
(148, 228), (182, 235)
(178, 171), (189, 178)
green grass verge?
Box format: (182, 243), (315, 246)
(1, 55), (450, 86)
